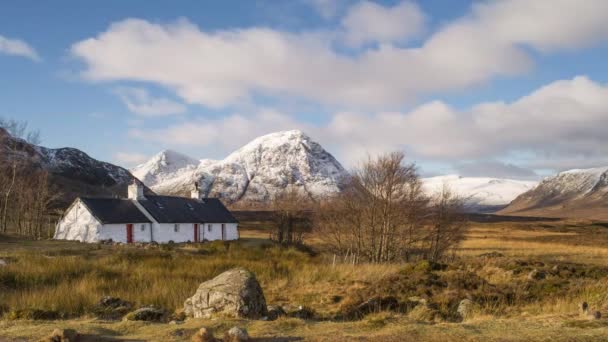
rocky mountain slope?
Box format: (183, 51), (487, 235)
(0, 127), (143, 206)
(500, 167), (608, 219)
(131, 130), (349, 203)
(422, 175), (537, 212)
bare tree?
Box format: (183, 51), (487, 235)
(315, 151), (467, 264)
(425, 184), (468, 262)
(315, 152), (430, 263)
(271, 187), (311, 245)
(0, 118), (56, 237)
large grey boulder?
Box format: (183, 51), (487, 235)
(184, 268), (267, 319)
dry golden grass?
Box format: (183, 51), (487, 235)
(459, 220), (608, 264)
(2, 219), (608, 341)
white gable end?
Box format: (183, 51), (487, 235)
(54, 200), (102, 242)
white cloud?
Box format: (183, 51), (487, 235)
(128, 108), (310, 153)
(0, 35), (40, 61)
(114, 87), (186, 116)
(70, 0), (608, 110)
(127, 76), (608, 175)
(341, 1), (425, 47)
(113, 151), (149, 167)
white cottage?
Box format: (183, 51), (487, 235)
(54, 182), (239, 243)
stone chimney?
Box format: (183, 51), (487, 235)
(191, 182), (202, 200)
(128, 180), (146, 200)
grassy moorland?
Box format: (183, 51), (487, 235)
(2, 219), (608, 341)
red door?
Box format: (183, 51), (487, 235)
(126, 224), (133, 243)
(194, 224), (199, 243)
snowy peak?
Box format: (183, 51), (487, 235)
(224, 129), (346, 184)
(501, 166), (608, 218)
(131, 149), (199, 187)
(422, 175), (537, 211)
(132, 130), (348, 203)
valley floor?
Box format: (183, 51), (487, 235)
(2, 218), (608, 341)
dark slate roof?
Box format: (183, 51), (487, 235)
(137, 196), (238, 224)
(79, 198), (152, 224)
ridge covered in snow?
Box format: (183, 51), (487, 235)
(132, 130), (349, 202)
(422, 175), (537, 210)
(0, 127), (140, 205)
(501, 166), (608, 218)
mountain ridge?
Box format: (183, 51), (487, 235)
(132, 130), (537, 210)
(0, 127), (145, 206)
(500, 166), (608, 219)
(131, 130), (349, 203)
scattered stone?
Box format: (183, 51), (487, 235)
(457, 299), (474, 320)
(224, 327), (250, 342)
(266, 305), (286, 320)
(124, 306), (167, 322)
(191, 327), (216, 342)
(183, 268), (267, 319)
(93, 296), (132, 320)
(287, 306), (315, 320)
(38, 328), (79, 342)
(527, 269), (546, 281)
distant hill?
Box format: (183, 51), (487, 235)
(0, 127), (145, 207)
(422, 175), (537, 212)
(500, 167), (608, 220)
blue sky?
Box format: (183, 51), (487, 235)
(2, 0), (608, 178)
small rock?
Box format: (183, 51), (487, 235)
(527, 269), (546, 281)
(0, 259), (7, 267)
(124, 306), (167, 322)
(588, 311), (602, 320)
(580, 302), (589, 315)
(457, 299), (473, 320)
(266, 305), (286, 320)
(191, 327), (216, 342)
(38, 328), (79, 342)
(224, 327), (249, 342)
(98, 296), (131, 309)
(579, 302), (602, 320)
(94, 296), (132, 320)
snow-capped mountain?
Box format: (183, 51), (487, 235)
(422, 175), (537, 212)
(132, 130), (349, 202)
(0, 127), (143, 206)
(500, 166), (608, 218)
(131, 149), (199, 188)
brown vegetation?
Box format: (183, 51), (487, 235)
(0, 119), (58, 238)
(315, 152), (467, 263)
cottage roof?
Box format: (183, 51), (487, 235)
(80, 198), (152, 224)
(137, 196), (238, 224)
